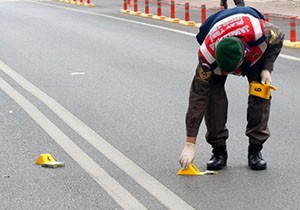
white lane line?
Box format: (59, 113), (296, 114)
(0, 77), (148, 210)
(71, 72), (85, 75)
(0, 61), (195, 209)
(279, 54), (300, 62)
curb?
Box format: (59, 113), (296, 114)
(283, 40), (300, 49)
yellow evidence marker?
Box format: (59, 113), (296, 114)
(35, 153), (65, 168)
(177, 163), (218, 176)
(249, 81), (278, 100)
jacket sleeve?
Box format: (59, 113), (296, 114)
(261, 22), (285, 72)
(185, 62), (211, 137)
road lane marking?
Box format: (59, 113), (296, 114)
(0, 77), (148, 210)
(71, 72), (85, 75)
(279, 54), (300, 61)
(0, 61), (195, 209)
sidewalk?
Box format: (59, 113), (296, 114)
(163, 0), (300, 20)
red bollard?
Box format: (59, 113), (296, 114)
(141, 0), (153, 17)
(157, 0), (162, 16)
(184, 2), (190, 21)
(134, 0), (138, 12)
(145, 0), (150, 14)
(129, 0), (141, 15)
(179, 2), (195, 26)
(264, 13), (269, 22)
(84, 0), (94, 7)
(283, 16), (300, 48)
(120, 0), (129, 13)
(170, 0), (176, 19)
(76, 0), (83, 5)
(165, 0), (179, 22)
(123, 0), (128, 10)
(290, 16), (297, 42)
(152, 0), (166, 20)
(201, 4), (206, 24)
(127, 0), (130, 6)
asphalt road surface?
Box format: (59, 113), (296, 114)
(1, 0), (300, 209)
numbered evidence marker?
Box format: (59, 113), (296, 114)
(35, 153), (65, 168)
(177, 163), (218, 176)
(249, 81), (278, 100)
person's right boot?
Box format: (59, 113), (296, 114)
(248, 144), (267, 170)
(207, 146), (227, 170)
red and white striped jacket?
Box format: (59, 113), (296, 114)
(198, 14), (268, 76)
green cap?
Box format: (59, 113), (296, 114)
(215, 37), (243, 72)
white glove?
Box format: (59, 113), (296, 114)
(179, 142), (196, 169)
(261, 70), (272, 85)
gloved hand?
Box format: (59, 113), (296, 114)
(261, 70), (272, 85)
(179, 142), (196, 169)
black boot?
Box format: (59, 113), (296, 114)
(207, 146), (227, 170)
(248, 144), (267, 170)
(233, 0), (245, 7)
(220, 0), (228, 9)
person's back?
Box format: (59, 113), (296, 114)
(220, 0), (245, 9)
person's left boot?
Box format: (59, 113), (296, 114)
(207, 146), (227, 170)
(248, 144), (267, 170)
